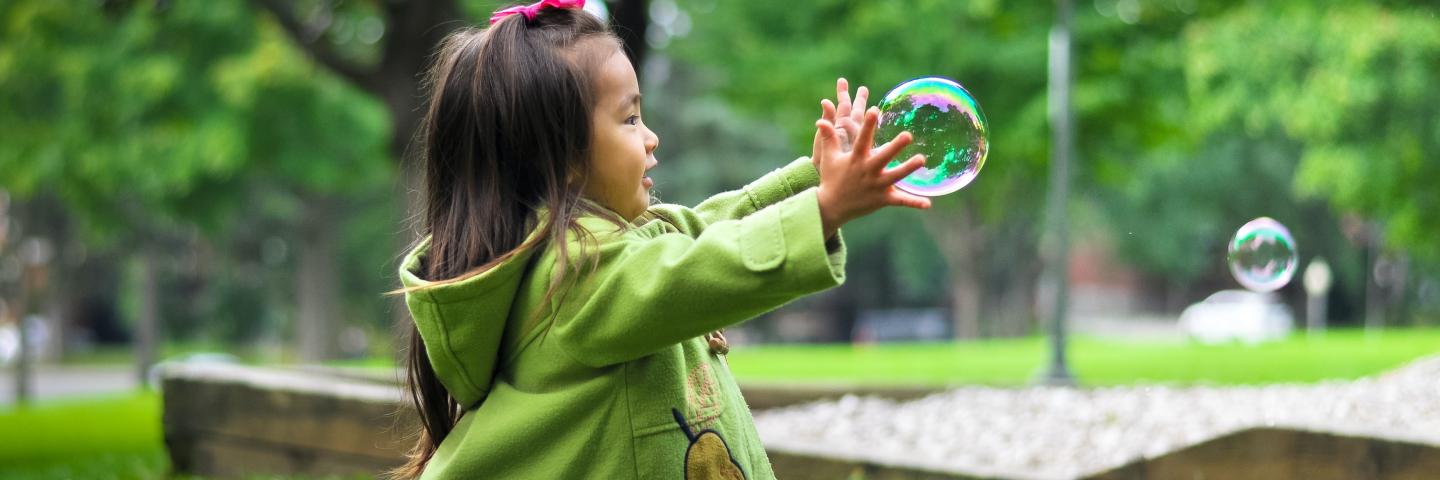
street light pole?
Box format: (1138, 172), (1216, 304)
(1039, 0), (1077, 386)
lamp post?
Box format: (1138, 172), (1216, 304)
(1038, 0), (1077, 386)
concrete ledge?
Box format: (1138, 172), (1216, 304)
(161, 363), (414, 477)
(1086, 427), (1440, 480)
(159, 363), (957, 478)
(163, 363), (1440, 479)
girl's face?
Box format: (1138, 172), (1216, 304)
(584, 48), (659, 221)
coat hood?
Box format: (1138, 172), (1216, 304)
(398, 203), (629, 408)
(398, 235), (542, 408)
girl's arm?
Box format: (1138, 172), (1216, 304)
(550, 188), (843, 367)
(645, 156), (818, 237)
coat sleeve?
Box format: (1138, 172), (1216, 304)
(646, 157), (820, 237)
(550, 189), (845, 367)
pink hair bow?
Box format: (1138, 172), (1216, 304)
(489, 0), (586, 25)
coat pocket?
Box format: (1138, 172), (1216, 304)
(738, 206), (785, 272)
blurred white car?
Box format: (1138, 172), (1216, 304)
(0, 322), (16, 366)
(0, 315), (50, 366)
(1179, 290), (1294, 344)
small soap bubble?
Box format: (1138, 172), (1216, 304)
(874, 77), (990, 197)
(1228, 217), (1298, 292)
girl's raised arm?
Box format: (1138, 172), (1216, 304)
(552, 189), (843, 367)
(646, 156), (819, 236)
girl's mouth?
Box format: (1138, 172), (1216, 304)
(642, 176), (654, 189)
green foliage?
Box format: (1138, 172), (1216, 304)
(666, 0), (1439, 314)
(0, 1), (393, 240)
(0, 0), (400, 346)
(1183, 1), (1440, 261)
(3, 0), (1436, 351)
(641, 63), (797, 207)
(666, 0), (1057, 324)
(670, 0), (1053, 224)
(0, 1), (259, 238)
(213, 23), (393, 195)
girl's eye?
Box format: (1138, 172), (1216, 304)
(625, 115), (640, 126)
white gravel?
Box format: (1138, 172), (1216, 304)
(754, 356), (1440, 479)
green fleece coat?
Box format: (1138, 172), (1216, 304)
(399, 157), (846, 479)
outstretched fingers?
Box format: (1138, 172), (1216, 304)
(869, 130), (913, 167)
(815, 119), (841, 154)
(881, 154), (927, 184)
(836, 78), (852, 120)
(851, 86), (869, 126)
(888, 189), (933, 210)
(820, 99), (838, 125)
(852, 107), (880, 160)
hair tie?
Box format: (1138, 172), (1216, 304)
(490, 0), (586, 25)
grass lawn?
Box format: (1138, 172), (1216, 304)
(0, 392), (357, 480)
(0, 392), (167, 479)
(724, 328), (1440, 387)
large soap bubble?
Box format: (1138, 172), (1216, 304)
(1228, 217), (1298, 292)
(874, 77), (990, 196)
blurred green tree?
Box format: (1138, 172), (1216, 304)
(666, 0), (1438, 333)
(0, 0), (659, 365)
(1183, 1), (1440, 261)
(669, 0), (1054, 338)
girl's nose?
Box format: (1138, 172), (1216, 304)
(644, 124), (659, 154)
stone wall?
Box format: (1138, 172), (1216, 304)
(161, 363), (414, 477)
(1088, 427), (1440, 480)
(163, 363), (1440, 479)
(160, 363), (957, 478)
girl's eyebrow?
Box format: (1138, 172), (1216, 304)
(619, 93), (641, 111)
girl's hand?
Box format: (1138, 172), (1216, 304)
(813, 107), (931, 240)
(812, 78), (869, 168)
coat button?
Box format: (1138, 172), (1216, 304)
(705, 331), (729, 355)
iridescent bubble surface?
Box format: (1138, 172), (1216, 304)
(1228, 217), (1298, 292)
(874, 77), (990, 196)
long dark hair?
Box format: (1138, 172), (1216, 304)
(389, 8), (620, 479)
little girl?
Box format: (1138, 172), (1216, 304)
(393, 2), (929, 478)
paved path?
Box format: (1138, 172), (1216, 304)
(0, 364), (138, 405)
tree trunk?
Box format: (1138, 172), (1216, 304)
(296, 195), (341, 362)
(994, 270), (1039, 337)
(13, 264), (33, 404)
(950, 268), (982, 339)
(608, 0), (651, 76)
(1364, 245), (1383, 331)
(925, 205), (984, 339)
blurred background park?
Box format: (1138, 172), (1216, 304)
(1, 0), (1438, 478)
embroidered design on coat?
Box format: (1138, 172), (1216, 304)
(672, 408), (745, 480)
(685, 362), (723, 429)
